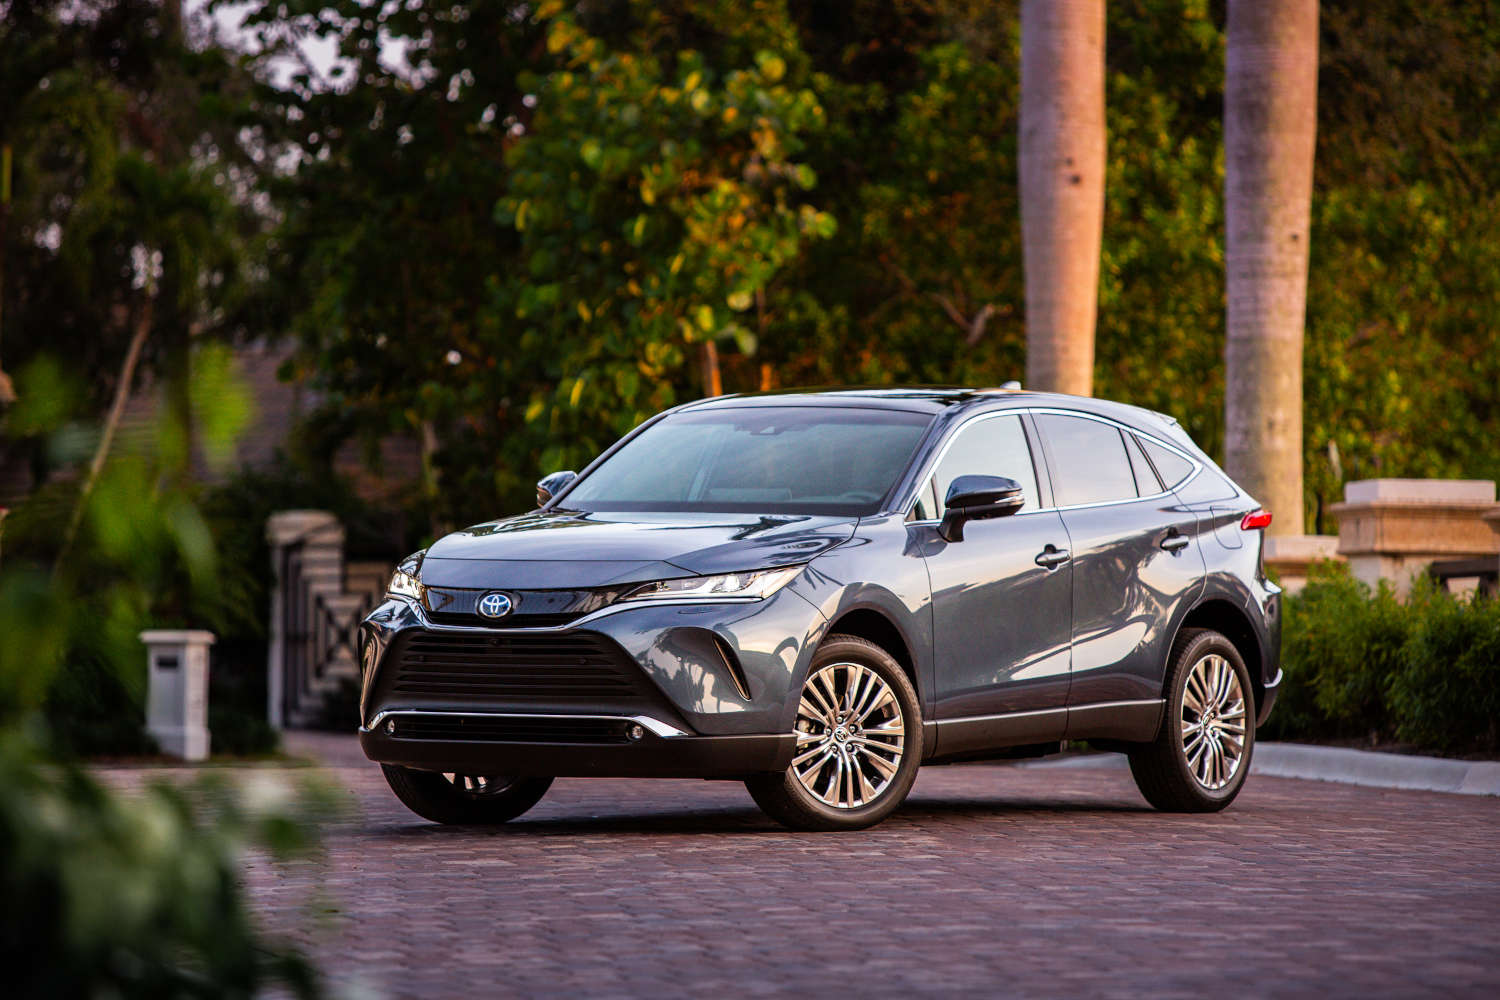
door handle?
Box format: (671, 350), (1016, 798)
(1035, 545), (1071, 568)
(1160, 529), (1190, 552)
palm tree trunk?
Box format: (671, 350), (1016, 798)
(1224, 0), (1319, 536)
(1019, 0), (1105, 397)
(700, 340), (722, 398)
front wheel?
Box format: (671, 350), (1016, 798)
(1129, 628), (1255, 812)
(381, 766), (553, 825)
(746, 634), (923, 831)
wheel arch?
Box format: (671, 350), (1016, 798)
(826, 607), (920, 698)
(1173, 598), (1265, 713)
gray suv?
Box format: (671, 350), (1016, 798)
(359, 388), (1282, 831)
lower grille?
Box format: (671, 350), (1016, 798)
(392, 714), (630, 744)
(388, 630), (645, 703)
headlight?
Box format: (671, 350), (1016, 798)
(620, 565), (804, 604)
(387, 551), (425, 602)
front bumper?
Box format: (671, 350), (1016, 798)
(359, 711), (794, 778)
(357, 586), (827, 777)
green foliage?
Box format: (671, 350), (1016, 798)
(1389, 589), (1500, 753)
(0, 732), (322, 997)
(1262, 563), (1500, 756)
(0, 1), (271, 420)
(3, 345), (260, 756)
(237, 0), (1497, 531)
(232, 0), (549, 522)
(497, 0), (834, 470)
(1262, 562), (1410, 741)
(0, 354), (324, 993)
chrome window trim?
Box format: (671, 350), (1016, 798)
(362, 709), (689, 739)
(900, 406), (1203, 524)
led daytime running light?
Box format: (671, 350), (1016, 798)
(622, 565), (803, 603)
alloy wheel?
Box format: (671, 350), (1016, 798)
(1180, 653), (1248, 790)
(441, 773), (517, 797)
(791, 661), (906, 809)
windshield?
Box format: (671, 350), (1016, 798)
(563, 406), (934, 515)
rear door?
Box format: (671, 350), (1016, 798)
(915, 413), (1074, 722)
(1031, 412), (1206, 711)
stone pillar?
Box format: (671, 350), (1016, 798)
(141, 629), (214, 761)
(1329, 479), (1500, 595)
(266, 510), (346, 728)
(1261, 534), (1341, 593)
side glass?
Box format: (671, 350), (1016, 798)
(1140, 437), (1195, 490)
(1035, 414), (1139, 507)
(909, 477), (941, 521)
(924, 415), (1041, 516)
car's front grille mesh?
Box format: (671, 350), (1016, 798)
(389, 631), (643, 703)
(392, 714), (631, 744)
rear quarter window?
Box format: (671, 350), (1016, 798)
(1140, 438), (1195, 490)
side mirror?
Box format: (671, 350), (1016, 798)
(536, 470), (577, 507)
(939, 475), (1025, 542)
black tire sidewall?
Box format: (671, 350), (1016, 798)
(1166, 630), (1255, 807)
(382, 766), (553, 825)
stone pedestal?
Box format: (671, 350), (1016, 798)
(1262, 534), (1341, 593)
(141, 629), (215, 761)
(1329, 479), (1500, 594)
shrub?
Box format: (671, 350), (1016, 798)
(0, 731), (323, 997)
(1266, 561), (1500, 756)
(0, 356), (324, 994)
(1261, 562), (1407, 742)
(1390, 591), (1500, 754)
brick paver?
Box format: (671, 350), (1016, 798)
(98, 735), (1500, 997)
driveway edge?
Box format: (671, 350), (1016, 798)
(1028, 742), (1500, 797)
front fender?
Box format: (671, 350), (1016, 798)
(786, 516), (934, 717)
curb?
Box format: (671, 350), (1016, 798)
(1027, 742), (1500, 797)
(1250, 743), (1500, 797)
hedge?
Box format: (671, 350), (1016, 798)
(1260, 563), (1500, 755)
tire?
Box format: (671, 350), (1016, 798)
(1129, 628), (1255, 812)
(381, 766), (553, 825)
(745, 634), (923, 831)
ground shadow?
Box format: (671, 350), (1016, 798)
(363, 794), (1155, 839)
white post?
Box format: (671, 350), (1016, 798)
(141, 629), (215, 761)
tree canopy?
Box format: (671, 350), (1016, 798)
(2, 0), (1496, 535)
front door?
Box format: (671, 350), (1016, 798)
(916, 414), (1074, 730)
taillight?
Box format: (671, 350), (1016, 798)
(1241, 509), (1273, 531)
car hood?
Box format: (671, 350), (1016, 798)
(418, 510), (858, 589)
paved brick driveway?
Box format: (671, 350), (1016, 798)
(105, 734), (1500, 997)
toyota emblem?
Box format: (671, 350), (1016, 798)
(476, 592), (513, 618)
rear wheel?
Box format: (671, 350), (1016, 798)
(746, 634), (923, 831)
(381, 766), (553, 825)
(1129, 628), (1255, 812)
